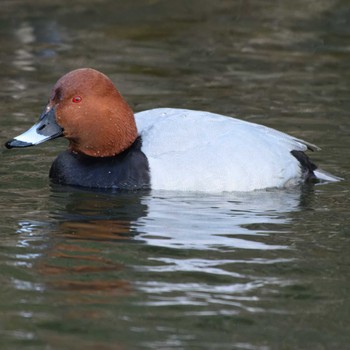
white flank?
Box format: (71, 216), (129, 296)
(135, 108), (332, 192)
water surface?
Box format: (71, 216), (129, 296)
(0, 1), (349, 349)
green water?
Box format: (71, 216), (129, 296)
(0, 1), (349, 349)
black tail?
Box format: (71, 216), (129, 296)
(291, 150), (318, 182)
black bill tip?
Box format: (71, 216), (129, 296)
(5, 139), (33, 149)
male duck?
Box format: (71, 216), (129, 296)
(5, 68), (339, 192)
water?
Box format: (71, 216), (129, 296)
(0, 1), (349, 349)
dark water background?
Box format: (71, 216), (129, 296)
(0, 1), (349, 349)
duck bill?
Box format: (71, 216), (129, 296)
(5, 107), (63, 149)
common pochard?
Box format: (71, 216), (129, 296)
(5, 68), (340, 192)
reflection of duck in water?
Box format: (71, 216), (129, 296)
(135, 188), (312, 250)
(6, 68), (340, 192)
(14, 181), (311, 305)
(50, 185), (149, 240)
(30, 188), (149, 299)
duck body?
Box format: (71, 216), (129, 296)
(5, 68), (340, 192)
(136, 108), (318, 192)
(50, 108), (320, 192)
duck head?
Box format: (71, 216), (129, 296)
(5, 68), (138, 157)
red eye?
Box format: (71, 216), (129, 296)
(72, 96), (82, 103)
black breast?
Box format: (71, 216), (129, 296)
(49, 137), (151, 190)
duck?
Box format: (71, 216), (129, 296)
(5, 68), (340, 192)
